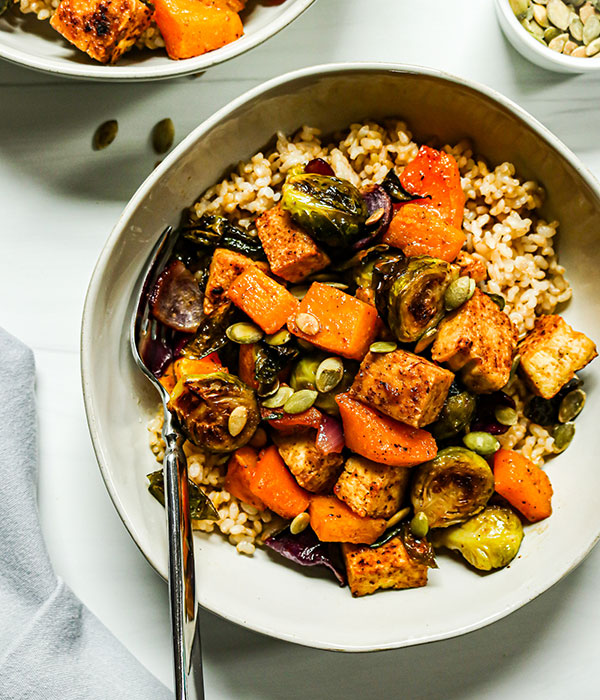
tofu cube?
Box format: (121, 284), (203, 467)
(350, 349), (454, 428)
(334, 456), (411, 518)
(51, 0), (152, 64)
(518, 315), (597, 398)
(274, 431), (343, 493)
(203, 248), (266, 315)
(342, 536), (428, 597)
(431, 289), (518, 393)
(255, 204), (330, 283)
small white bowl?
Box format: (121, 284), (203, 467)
(495, 0), (600, 73)
(0, 0), (314, 81)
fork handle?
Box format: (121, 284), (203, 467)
(162, 410), (202, 700)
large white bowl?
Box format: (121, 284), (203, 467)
(0, 0), (314, 81)
(81, 63), (600, 651)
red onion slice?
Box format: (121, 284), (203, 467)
(149, 259), (204, 333)
(316, 414), (344, 454)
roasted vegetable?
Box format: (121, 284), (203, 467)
(181, 303), (237, 360)
(180, 214), (264, 261)
(360, 185), (394, 242)
(224, 447), (265, 510)
(147, 469), (218, 521)
(381, 168), (427, 204)
(309, 495), (387, 544)
(149, 259), (204, 333)
(289, 353), (356, 415)
(250, 445), (310, 519)
(203, 248), (265, 314)
(374, 255), (456, 343)
(168, 371), (259, 452)
(281, 169), (368, 248)
(493, 448), (553, 523)
(430, 505), (523, 571)
(337, 244), (402, 305)
(431, 389), (476, 440)
(411, 446), (494, 528)
(254, 341), (299, 390)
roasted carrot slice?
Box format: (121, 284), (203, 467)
(224, 447), (265, 510)
(493, 448), (553, 523)
(309, 495), (387, 544)
(250, 445), (311, 519)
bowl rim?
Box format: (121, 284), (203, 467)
(0, 0), (315, 82)
(494, 0), (600, 72)
(81, 61), (600, 651)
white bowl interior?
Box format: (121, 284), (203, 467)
(82, 65), (600, 651)
(0, 0), (313, 80)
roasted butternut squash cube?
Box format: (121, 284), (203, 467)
(350, 349), (454, 428)
(431, 289), (518, 393)
(50, 0), (152, 64)
(255, 204), (330, 283)
(342, 536), (428, 597)
(203, 248), (266, 315)
(334, 456), (411, 518)
(518, 315), (597, 399)
(309, 495), (387, 544)
(274, 430), (343, 493)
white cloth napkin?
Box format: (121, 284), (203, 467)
(0, 328), (173, 700)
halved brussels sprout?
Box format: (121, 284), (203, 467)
(431, 391), (476, 441)
(281, 169), (368, 248)
(289, 354), (357, 415)
(430, 505), (524, 570)
(411, 446), (495, 528)
(374, 255), (456, 343)
(168, 372), (259, 452)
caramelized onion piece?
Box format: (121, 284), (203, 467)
(149, 259), (204, 333)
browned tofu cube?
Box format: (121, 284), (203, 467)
(255, 204), (330, 283)
(342, 536), (428, 597)
(203, 248), (267, 315)
(350, 349), (454, 428)
(274, 431), (343, 493)
(334, 456), (411, 518)
(518, 315), (597, 399)
(455, 251), (487, 283)
(50, 0), (152, 64)
(431, 289), (518, 394)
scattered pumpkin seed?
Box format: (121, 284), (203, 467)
(553, 421), (575, 452)
(486, 292), (506, 310)
(534, 2), (550, 25)
(583, 12), (600, 41)
(570, 14), (585, 38)
(463, 431), (501, 456)
(544, 25), (562, 40)
(414, 326), (439, 354)
(410, 512), (430, 539)
(289, 285), (309, 300)
(386, 506), (411, 529)
(508, 354), (521, 384)
(226, 322), (263, 344)
(558, 388), (586, 422)
(228, 405), (248, 437)
(549, 31), (569, 50)
(369, 341), (398, 354)
(444, 276), (474, 311)
(93, 119), (118, 150)
(257, 379), (280, 398)
(564, 38), (578, 51)
(265, 329), (291, 346)
(581, 1), (596, 23)
(262, 385), (294, 409)
(283, 389), (318, 414)
(547, 0), (571, 29)
(315, 357), (344, 393)
(495, 405), (519, 426)
(290, 512), (311, 535)
(572, 44), (589, 54)
(295, 312), (320, 336)
(586, 35), (600, 51)
(511, 0), (532, 19)
(322, 281), (349, 290)
(152, 118), (174, 154)
(365, 207), (385, 226)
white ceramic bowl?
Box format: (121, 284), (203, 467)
(495, 0), (600, 73)
(0, 0), (314, 81)
(82, 63), (600, 651)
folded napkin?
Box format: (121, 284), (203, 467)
(0, 328), (173, 700)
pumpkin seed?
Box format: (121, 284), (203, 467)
(289, 285), (309, 300)
(526, 18), (547, 38)
(510, 0), (532, 19)
(152, 118), (174, 154)
(226, 322), (263, 344)
(564, 38), (578, 52)
(265, 329), (291, 346)
(534, 2), (550, 25)
(586, 35), (600, 52)
(369, 341), (398, 354)
(228, 405), (248, 437)
(315, 357), (344, 393)
(558, 388), (586, 422)
(444, 276), (474, 311)
(547, 0), (571, 29)
(257, 379), (280, 398)
(410, 512), (430, 539)
(262, 385), (294, 408)
(93, 119), (118, 150)
(570, 15), (585, 39)
(463, 431), (501, 456)
(414, 326), (439, 354)
(386, 506), (411, 529)
(487, 292), (506, 310)
(283, 389), (318, 414)
(572, 44), (589, 55)
(544, 25), (562, 40)
(295, 312), (320, 336)
(290, 511), (310, 535)
(549, 32), (569, 50)
(508, 354), (521, 384)
(580, 2), (596, 23)
(552, 421), (575, 452)
(583, 13), (600, 42)
(323, 281), (349, 290)
(495, 405), (519, 426)
(365, 208), (385, 226)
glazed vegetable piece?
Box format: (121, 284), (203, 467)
(339, 244), (402, 306)
(159, 352), (223, 393)
(203, 248), (266, 314)
(281, 169), (368, 248)
(374, 255), (456, 343)
(309, 495), (387, 544)
(289, 353), (357, 415)
(287, 282), (380, 361)
(411, 446), (495, 528)
(224, 446), (265, 510)
(430, 505), (524, 571)
(168, 371), (259, 452)
(181, 302), (236, 360)
(250, 445), (311, 519)
(180, 214), (265, 264)
(149, 259), (204, 333)
(154, 0), (243, 60)
(430, 388), (476, 440)
(335, 393), (438, 467)
(228, 266), (300, 334)
(274, 431), (344, 493)
(493, 448), (553, 522)
(360, 185), (394, 241)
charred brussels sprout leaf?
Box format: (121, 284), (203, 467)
(180, 214), (265, 261)
(431, 391), (476, 441)
(281, 170), (368, 248)
(182, 304), (237, 360)
(430, 505), (523, 570)
(254, 341), (299, 389)
(374, 255), (456, 343)
(147, 469), (219, 521)
(336, 244), (403, 305)
(411, 446), (495, 529)
(168, 371), (259, 452)
(380, 168), (430, 204)
(370, 523), (437, 568)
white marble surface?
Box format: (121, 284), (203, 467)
(1, 1), (600, 697)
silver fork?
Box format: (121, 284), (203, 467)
(130, 226), (202, 700)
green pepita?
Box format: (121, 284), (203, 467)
(558, 388), (586, 423)
(487, 292), (506, 310)
(552, 421), (575, 453)
(386, 506), (411, 529)
(265, 329), (291, 346)
(495, 405), (519, 426)
(583, 13), (600, 43)
(414, 326), (439, 354)
(534, 3), (550, 26)
(570, 15), (584, 40)
(226, 322), (263, 344)
(152, 118), (175, 154)
(510, 0), (532, 19)
(369, 341), (398, 354)
(283, 389), (318, 415)
(544, 25), (562, 40)
(548, 31), (569, 50)
(289, 512), (310, 535)
(261, 385), (294, 409)
(547, 0), (571, 29)
(93, 119), (118, 150)
(228, 405), (248, 437)
(586, 35), (600, 53)
(315, 357), (344, 393)
(463, 431), (501, 456)
(410, 512), (430, 539)
(323, 281), (349, 290)
(444, 276), (474, 311)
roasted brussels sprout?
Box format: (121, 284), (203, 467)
(430, 505), (524, 571)
(168, 372), (259, 452)
(179, 213), (265, 261)
(289, 354), (357, 415)
(281, 169), (368, 248)
(374, 255), (456, 343)
(181, 304), (237, 360)
(411, 446), (495, 528)
(147, 470), (218, 521)
(336, 244), (403, 304)
(431, 391), (476, 440)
